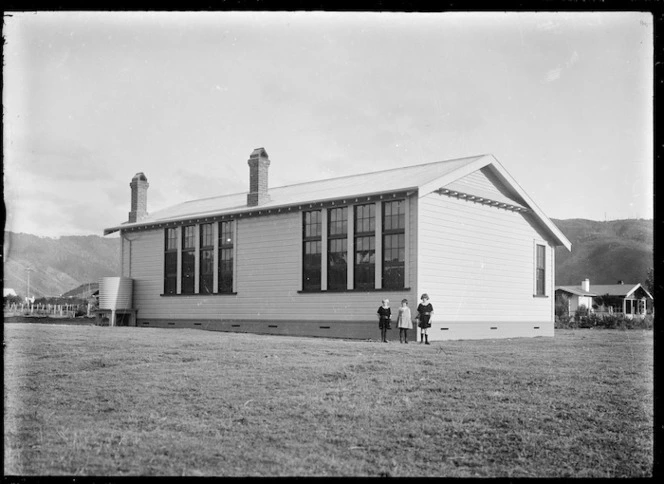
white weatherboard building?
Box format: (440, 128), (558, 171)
(103, 149), (571, 341)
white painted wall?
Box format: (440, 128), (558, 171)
(417, 193), (557, 340)
(124, 196), (418, 323)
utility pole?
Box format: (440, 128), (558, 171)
(26, 267), (32, 299)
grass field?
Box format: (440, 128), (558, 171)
(3, 322), (653, 477)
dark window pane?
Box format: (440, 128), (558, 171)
(164, 250), (177, 295)
(328, 237), (347, 291)
(536, 245), (545, 295)
(303, 210), (322, 291)
(219, 247), (233, 293)
(354, 234), (375, 289)
(199, 249), (214, 294)
(181, 250), (195, 294)
(381, 205), (405, 289)
(303, 254), (321, 292)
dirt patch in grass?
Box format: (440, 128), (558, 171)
(3, 326), (653, 477)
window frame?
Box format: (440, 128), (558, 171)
(218, 221), (234, 294)
(302, 210), (323, 292)
(181, 225), (196, 294)
(327, 207), (348, 291)
(164, 228), (178, 295)
(354, 203), (376, 291)
(199, 223), (214, 295)
(534, 242), (546, 297)
(381, 200), (406, 290)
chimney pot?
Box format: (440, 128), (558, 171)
(582, 278), (590, 292)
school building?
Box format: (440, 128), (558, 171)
(103, 148), (571, 341)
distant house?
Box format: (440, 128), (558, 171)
(555, 279), (596, 316)
(556, 279), (653, 318)
(103, 149), (571, 341)
(3, 288), (17, 297)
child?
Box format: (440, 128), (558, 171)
(376, 299), (391, 343)
(417, 293), (434, 345)
(397, 298), (412, 344)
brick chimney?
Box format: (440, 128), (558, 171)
(129, 172), (149, 222)
(582, 278), (590, 292)
(247, 148), (271, 206)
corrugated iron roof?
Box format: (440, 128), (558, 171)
(105, 155), (484, 232)
(103, 153), (572, 250)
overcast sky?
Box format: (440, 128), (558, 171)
(3, 11), (653, 238)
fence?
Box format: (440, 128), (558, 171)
(3, 302), (93, 318)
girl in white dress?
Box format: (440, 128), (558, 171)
(397, 298), (413, 344)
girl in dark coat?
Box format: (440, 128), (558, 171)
(377, 299), (392, 343)
(416, 293), (434, 345)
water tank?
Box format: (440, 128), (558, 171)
(98, 277), (133, 310)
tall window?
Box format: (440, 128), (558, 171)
(303, 210), (322, 291)
(181, 225), (196, 294)
(354, 204), (375, 290)
(199, 223), (214, 294)
(382, 200), (405, 289)
(164, 228), (178, 295)
(328, 207), (348, 290)
(218, 221), (234, 293)
(535, 244), (546, 296)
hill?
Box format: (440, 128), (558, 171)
(62, 282), (99, 299)
(3, 232), (120, 298)
(551, 218), (653, 287)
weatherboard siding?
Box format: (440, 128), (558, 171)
(417, 192), (555, 340)
(123, 199), (418, 332)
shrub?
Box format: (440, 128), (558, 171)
(4, 295), (23, 307)
(575, 305), (592, 328)
(556, 312), (653, 331)
(555, 315), (577, 329)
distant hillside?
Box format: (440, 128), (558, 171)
(552, 219), (653, 287)
(62, 282), (99, 298)
(3, 232), (120, 298)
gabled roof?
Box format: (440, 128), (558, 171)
(590, 283), (653, 299)
(103, 154), (571, 250)
(555, 286), (597, 297)
(556, 283), (653, 300)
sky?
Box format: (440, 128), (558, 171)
(3, 11), (654, 239)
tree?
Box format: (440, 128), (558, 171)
(4, 294), (22, 306)
(645, 267), (654, 295)
(555, 293), (570, 319)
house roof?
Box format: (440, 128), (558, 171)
(590, 283), (653, 299)
(103, 153), (572, 250)
(556, 283), (653, 299)
(555, 286), (597, 297)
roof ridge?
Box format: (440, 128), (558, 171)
(178, 154), (487, 205)
(270, 154), (488, 191)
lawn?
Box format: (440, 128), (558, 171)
(3, 323), (653, 477)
